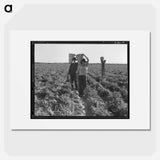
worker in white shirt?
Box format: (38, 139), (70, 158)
(77, 54), (89, 97)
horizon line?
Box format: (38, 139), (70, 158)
(35, 62), (127, 64)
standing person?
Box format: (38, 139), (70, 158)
(68, 56), (78, 90)
(77, 54), (89, 97)
(100, 57), (106, 78)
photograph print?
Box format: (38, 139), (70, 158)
(31, 41), (129, 119)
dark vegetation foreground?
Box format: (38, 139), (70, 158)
(34, 63), (128, 118)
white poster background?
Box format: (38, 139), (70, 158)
(10, 31), (150, 130)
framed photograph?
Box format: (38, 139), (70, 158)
(10, 31), (150, 130)
(31, 41), (129, 119)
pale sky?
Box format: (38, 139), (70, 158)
(35, 43), (127, 64)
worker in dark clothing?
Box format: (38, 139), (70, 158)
(100, 57), (106, 78)
(68, 56), (78, 90)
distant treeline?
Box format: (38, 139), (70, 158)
(35, 62), (127, 65)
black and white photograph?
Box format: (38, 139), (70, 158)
(31, 41), (129, 119)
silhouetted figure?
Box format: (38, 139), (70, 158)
(68, 56), (78, 90)
(100, 57), (106, 78)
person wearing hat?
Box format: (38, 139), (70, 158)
(68, 56), (78, 90)
(77, 54), (89, 97)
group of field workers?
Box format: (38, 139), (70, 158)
(68, 54), (89, 97)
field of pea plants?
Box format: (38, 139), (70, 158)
(33, 63), (129, 118)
